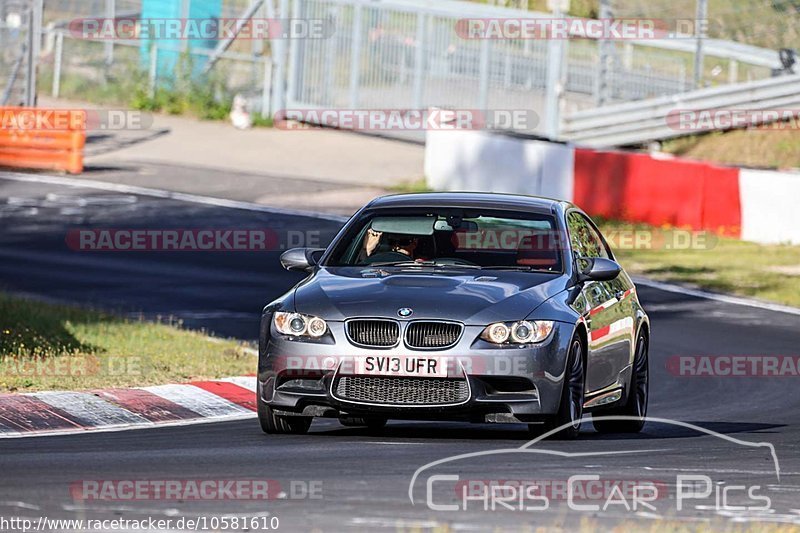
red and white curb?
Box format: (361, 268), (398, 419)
(0, 377), (258, 438)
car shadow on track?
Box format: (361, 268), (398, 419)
(306, 420), (784, 441)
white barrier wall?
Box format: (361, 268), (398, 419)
(740, 169), (800, 245)
(425, 129), (800, 246)
(425, 130), (575, 201)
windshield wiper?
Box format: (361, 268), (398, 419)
(366, 260), (480, 268)
(479, 265), (550, 272)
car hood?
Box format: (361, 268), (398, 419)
(292, 266), (568, 324)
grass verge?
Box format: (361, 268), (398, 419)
(0, 294), (254, 393)
(598, 220), (800, 308)
(661, 127), (800, 170)
(387, 178), (433, 194)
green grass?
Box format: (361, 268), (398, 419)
(0, 294), (254, 393)
(661, 127), (800, 170)
(41, 49), (237, 123)
(598, 220), (800, 308)
(388, 178), (433, 193)
(251, 114), (275, 128)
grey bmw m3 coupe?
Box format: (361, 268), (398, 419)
(258, 193), (649, 439)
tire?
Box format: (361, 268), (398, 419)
(529, 335), (585, 440)
(592, 332), (649, 434)
(257, 393), (312, 435)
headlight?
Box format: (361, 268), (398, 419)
(274, 312), (328, 338)
(481, 320), (553, 345)
(511, 321), (534, 343)
(483, 322), (510, 343)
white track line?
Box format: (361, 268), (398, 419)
(0, 412), (255, 439)
(0, 171), (349, 223)
(2, 172), (799, 438)
(4, 170), (797, 314)
(3, 171), (796, 316)
(633, 277), (800, 316)
(0, 172), (800, 315)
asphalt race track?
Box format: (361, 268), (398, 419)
(1, 175), (800, 530)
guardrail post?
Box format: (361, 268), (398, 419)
(271, 0), (289, 116)
(693, 0), (707, 89)
(728, 59), (738, 84)
(595, 0), (613, 106)
(411, 12), (426, 110)
(478, 38), (490, 111)
(286, 0), (302, 106)
(181, 0), (191, 53)
(52, 31), (63, 98)
(544, 35), (565, 138)
(348, 3), (363, 109)
(104, 0), (115, 66)
(148, 43), (158, 98)
(503, 51), (512, 90)
(261, 57), (272, 118)
(679, 63), (687, 91)
(25, 0), (43, 106)
(251, 0), (266, 84)
(323, 5), (339, 106)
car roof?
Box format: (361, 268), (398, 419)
(365, 192), (573, 214)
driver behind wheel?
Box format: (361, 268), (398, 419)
(359, 230), (430, 263)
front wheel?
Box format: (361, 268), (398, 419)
(530, 335), (585, 440)
(592, 332), (649, 434)
(257, 393), (312, 435)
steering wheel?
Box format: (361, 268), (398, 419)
(362, 251), (411, 264)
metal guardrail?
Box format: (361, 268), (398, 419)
(286, 0), (780, 136)
(562, 73), (800, 147)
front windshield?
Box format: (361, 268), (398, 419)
(324, 210), (564, 272)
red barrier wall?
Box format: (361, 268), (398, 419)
(573, 149), (741, 236)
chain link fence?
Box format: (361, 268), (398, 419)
(286, 0), (781, 135)
(601, 0), (796, 88)
(38, 0), (272, 115)
(30, 0), (788, 137)
(1, 0), (41, 107)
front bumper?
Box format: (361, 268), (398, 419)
(257, 319), (575, 423)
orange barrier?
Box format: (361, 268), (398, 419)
(0, 108), (87, 174)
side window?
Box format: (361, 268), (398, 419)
(567, 212), (609, 259)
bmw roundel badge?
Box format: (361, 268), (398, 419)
(397, 308), (413, 318)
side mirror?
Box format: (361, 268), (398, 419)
(578, 257), (621, 282)
(280, 248), (325, 272)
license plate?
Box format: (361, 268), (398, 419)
(356, 355), (448, 378)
